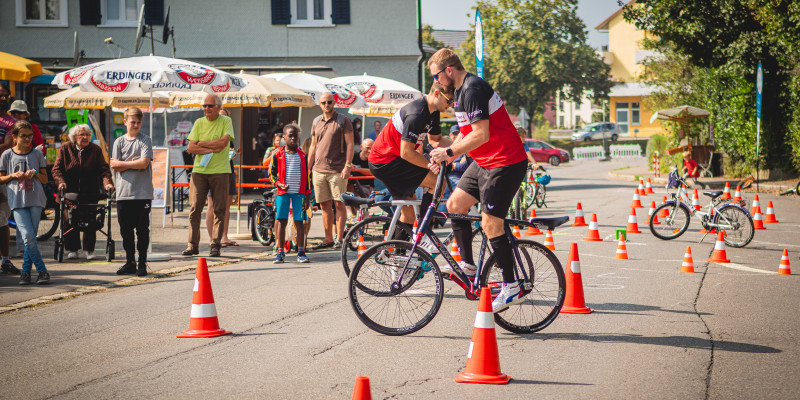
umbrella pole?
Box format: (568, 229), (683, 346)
(236, 105), (243, 235)
(362, 110), (366, 142)
(163, 110), (168, 228)
(149, 92), (154, 136)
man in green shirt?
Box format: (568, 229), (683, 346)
(182, 94), (234, 257)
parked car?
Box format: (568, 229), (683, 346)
(524, 139), (570, 166)
(572, 122), (619, 141)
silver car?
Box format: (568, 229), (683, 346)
(572, 122), (619, 141)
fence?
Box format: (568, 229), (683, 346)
(609, 144), (643, 158)
(572, 145), (605, 160)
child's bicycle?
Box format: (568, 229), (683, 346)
(248, 189), (277, 246)
(779, 181), (800, 196)
(348, 162), (569, 336)
(649, 167), (754, 247)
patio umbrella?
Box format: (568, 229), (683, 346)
(44, 86), (171, 109)
(332, 73), (422, 104)
(262, 72), (366, 108)
(0, 51), (44, 82)
(649, 105), (709, 123)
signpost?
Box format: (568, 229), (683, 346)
(475, 9), (483, 79)
(756, 62), (762, 191)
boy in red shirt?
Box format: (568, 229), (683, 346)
(682, 150), (702, 187)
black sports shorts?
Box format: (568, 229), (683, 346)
(456, 159), (527, 219)
(369, 157), (430, 199)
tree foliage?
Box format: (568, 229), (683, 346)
(456, 0), (611, 116)
(422, 24), (448, 51)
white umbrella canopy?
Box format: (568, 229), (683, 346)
(332, 73), (422, 104)
(169, 73), (314, 108)
(51, 55), (247, 93)
(43, 86), (171, 109)
(262, 72), (367, 108)
(649, 105), (710, 123)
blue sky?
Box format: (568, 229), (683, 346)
(421, 0), (622, 50)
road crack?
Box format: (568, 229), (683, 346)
(694, 255), (715, 400)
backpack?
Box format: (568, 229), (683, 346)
(312, 113), (347, 153)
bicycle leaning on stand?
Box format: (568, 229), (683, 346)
(347, 162), (569, 336)
(248, 189), (277, 247)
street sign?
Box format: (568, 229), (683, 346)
(475, 9), (483, 79)
(756, 63), (762, 119)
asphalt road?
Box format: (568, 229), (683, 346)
(1, 158), (798, 399)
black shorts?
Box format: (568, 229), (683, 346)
(369, 157), (430, 199)
(456, 159), (527, 219)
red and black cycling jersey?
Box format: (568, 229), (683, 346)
(369, 97), (440, 165)
(454, 73), (526, 169)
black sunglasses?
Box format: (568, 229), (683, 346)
(202, 104), (217, 108)
(320, 100), (334, 105)
(433, 65), (450, 81)
(441, 92), (454, 105)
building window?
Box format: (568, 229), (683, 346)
(290, 0), (332, 26)
(16, 0), (68, 26)
(559, 116), (564, 128)
(631, 102), (640, 125)
(101, 0), (144, 26)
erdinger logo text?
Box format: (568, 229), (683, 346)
(169, 64), (216, 85)
(62, 65), (97, 85)
(91, 76), (129, 92)
(389, 92), (415, 100)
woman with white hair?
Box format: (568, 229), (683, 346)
(51, 124), (113, 260)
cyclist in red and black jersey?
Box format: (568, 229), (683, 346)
(368, 82), (454, 234)
(428, 49), (528, 313)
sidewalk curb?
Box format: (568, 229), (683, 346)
(0, 251), (273, 315)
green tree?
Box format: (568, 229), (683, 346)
(456, 0), (611, 117)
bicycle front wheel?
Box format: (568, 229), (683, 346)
(714, 205), (754, 248)
(37, 205), (60, 241)
(349, 241), (444, 335)
(341, 216), (413, 276)
(650, 202), (690, 240)
(480, 240), (565, 334)
(252, 206), (275, 246)
(534, 183), (546, 208)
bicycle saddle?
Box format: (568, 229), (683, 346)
(530, 216), (570, 231)
(340, 193), (374, 207)
(702, 190), (724, 199)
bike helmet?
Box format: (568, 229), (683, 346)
(537, 174), (551, 186)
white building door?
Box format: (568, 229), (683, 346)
(616, 102), (629, 135)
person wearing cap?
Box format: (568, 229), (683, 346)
(6, 100), (45, 153)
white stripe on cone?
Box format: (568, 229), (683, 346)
(575, 209), (584, 217)
(474, 310), (494, 329)
(714, 239), (725, 250)
(571, 260), (581, 273)
(628, 214), (637, 223)
(193, 278), (199, 292)
(588, 220), (598, 230)
(190, 303), (219, 318)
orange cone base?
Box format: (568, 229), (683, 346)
(455, 371), (511, 385)
(561, 305), (592, 314)
(778, 269), (791, 275)
(681, 266), (695, 273)
(707, 255), (731, 263)
(582, 237), (603, 242)
(177, 327), (232, 338)
(626, 225), (641, 234)
(572, 220), (587, 227)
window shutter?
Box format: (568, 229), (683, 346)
(145, 0), (165, 25)
(79, 0), (101, 25)
(331, 0), (350, 24)
(271, 0), (291, 24)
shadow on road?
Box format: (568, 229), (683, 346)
(589, 302), (712, 316)
(528, 332), (781, 354)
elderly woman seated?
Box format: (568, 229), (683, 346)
(51, 124), (113, 260)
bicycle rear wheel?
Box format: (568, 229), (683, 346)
(479, 239), (565, 334)
(714, 205), (754, 248)
(341, 216), (413, 276)
(349, 241), (444, 335)
(37, 205), (60, 241)
(251, 206), (275, 246)
(649, 202), (690, 240)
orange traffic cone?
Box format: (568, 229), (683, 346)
(177, 258), (232, 338)
(721, 182), (732, 199)
(582, 213), (603, 242)
(614, 234), (628, 259)
(561, 243), (592, 314)
(681, 246), (695, 273)
(571, 202), (588, 226)
(455, 287), (511, 384)
(637, 179), (646, 196)
(543, 230), (555, 250)
(626, 208), (641, 234)
(512, 225), (521, 238)
(450, 241), (462, 262)
(525, 209), (542, 236)
(630, 189), (643, 208)
(357, 235), (367, 258)
(753, 206), (767, 230)
(764, 201), (779, 223)
(645, 177), (654, 194)
(692, 189), (701, 210)
(659, 196), (669, 218)
(707, 232), (731, 263)
(733, 185), (742, 201)
(351, 376), (372, 400)
(750, 195), (761, 216)
(648, 201), (661, 225)
(778, 249), (792, 275)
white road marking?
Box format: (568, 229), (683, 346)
(712, 262), (774, 274)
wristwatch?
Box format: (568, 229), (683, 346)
(344, 163), (352, 168)
(446, 147), (454, 157)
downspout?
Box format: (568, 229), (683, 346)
(416, 0), (425, 92)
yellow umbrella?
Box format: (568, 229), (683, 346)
(44, 87), (171, 109)
(169, 73), (314, 108)
(0, 52), (44, 82)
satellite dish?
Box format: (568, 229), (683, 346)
(72, 31), (84, 66)
(162, 6), (171, 44)
(134, 3), (146, 53)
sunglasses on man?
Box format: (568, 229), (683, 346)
(433, 65), (451, 81)
(320, 100), (334, 105)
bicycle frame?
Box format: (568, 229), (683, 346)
(665, 175), (751, 238)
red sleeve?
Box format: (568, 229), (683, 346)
(32, 124), (44, 149)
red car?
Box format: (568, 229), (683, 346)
(524, 139), (570, 166)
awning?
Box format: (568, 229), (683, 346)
(0, 52), (44, 82)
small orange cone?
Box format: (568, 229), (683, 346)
(512, 225), (521, 238)
(648, 201), (661, 225)
(659, 196), (669, 218)
(614, 234), (628, 259)
(525, 209), (543, 236)
(357, 235), (367, 258)
(561, 243), (592, 314)
(681, 246), (695, 273)
(778, 249), (792, 275)
(692, 189), (701, 211)
(753, 206), (767, 230)
(450, 241), (462, 262)
(645, 177), (654, 194)
(764, 201), (779, 223)
(707, 232), (731, 263)
(626, 208), (641, 234)
(571, 202), (588, 227)
(721, 182), (732, 199)
(455, 287), (511, 385)
(351, 376), (372, 400)
(733, 185), (742, 201)
(630, 189), (643, 208)
(637, 179), (646, 196)
(177, 258), (232, 338)
(750, 194), (761, 216)
(543, 230), (555, 250)
(582, 213), (603, 242)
